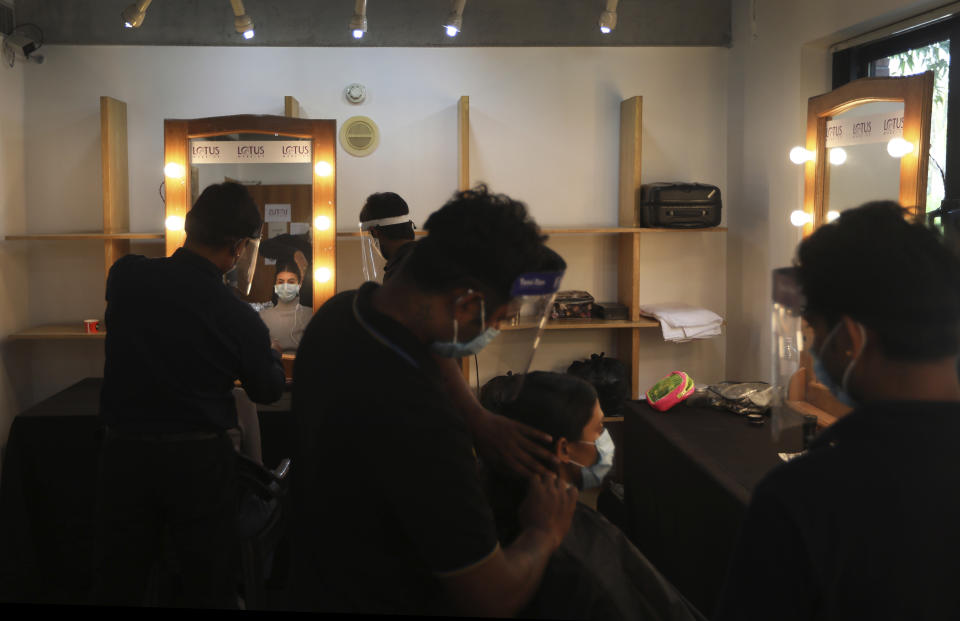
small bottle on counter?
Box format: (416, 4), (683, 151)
(802, 414), (819, 451)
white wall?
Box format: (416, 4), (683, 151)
(725, 0), (944, 383)
(0, 56), (29, 462)
(18, 45), (730, 405)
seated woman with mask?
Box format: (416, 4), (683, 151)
(480, 371), (705, 621)
(258, 261), (310, 353)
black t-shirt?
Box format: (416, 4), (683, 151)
(290, 282), (499, 614)
(383, 240), (416, 281)
(716, 401), (960, 620)
(100, 249), (285, 432)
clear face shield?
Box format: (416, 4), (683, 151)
(226, 231), (262, 297)
(770, 267), (807, 443)
(359, 215), (414, 283)
(482, 269), (565, 403)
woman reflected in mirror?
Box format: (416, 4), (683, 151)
(258, 260), (310, 353)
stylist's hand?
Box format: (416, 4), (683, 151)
(475, 410), (560, 479)
(270, 339), (284, 355)
(519, 473), (578, 549)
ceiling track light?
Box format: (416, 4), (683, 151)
(229, 0), (255, 40)
(350, 0), (368, 39)
(599, 0), (619, 34)
(444, 0), (466, 37)
(121, 0), (153, 29)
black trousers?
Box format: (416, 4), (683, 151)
(93, 431), (238, 608)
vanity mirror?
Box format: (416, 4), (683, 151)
(163, 115), (337, 310)
(802, 72), (934, 231)
(787, 73), (935, 426)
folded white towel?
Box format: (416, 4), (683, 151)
(639, 302), (723, 342)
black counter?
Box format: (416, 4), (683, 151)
(0, 378), (293, 604)
(622, 400), (802, 616)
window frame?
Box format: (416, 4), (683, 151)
(833, 16), (960, 202)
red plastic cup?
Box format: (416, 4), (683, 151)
(83, 319), (100, 334)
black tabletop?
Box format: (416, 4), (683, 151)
(621, 400), (802, 616)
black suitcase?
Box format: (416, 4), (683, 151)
(639, 182), (722, 228)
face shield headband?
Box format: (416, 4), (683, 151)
(359, 215), (416, 283)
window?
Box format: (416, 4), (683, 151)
(833, 16), (958, 221)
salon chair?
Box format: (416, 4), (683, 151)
(236, 454), (292, 610)
(143, 455), (292, 609)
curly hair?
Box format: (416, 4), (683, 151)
(403, 185), (561, 306)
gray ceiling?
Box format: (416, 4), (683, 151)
(13, 0), (731, 47)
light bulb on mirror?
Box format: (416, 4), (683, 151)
(789, 146), (815, 165)
(314, 215), (332, 231)
(164, 162), (185, 179)
(827, 210), (840, 223)
(887, 138), (914, 158)
(828, 148), (847, 165)
(165, 215), (185, 231)
(314, 266), (332, 283)
(790, 210), (812, 227)
(314, 161), (333, 177)
(446, 25), (459, 37)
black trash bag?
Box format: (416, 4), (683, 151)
(566, 353), (630, 417)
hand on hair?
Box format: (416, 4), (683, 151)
(292, 250), (308, 283)
(475, 410), (560, 480)
(518, 472), (578, 549)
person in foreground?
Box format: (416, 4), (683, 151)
(715, 201), (960, 620)
(95, 182), (286, 607)
(290, 186), (577, 616)
(481, 371), (707, 621)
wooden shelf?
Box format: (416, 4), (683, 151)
(8, 325), (106, 340)
(502, 318), (659, 331)
(5, 233), (164, 240)
(333, 227), (726, 239)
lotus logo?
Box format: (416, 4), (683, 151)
(883, 116), (904, 134)
(281, 144), (311, 157)
(191, 145), (220, 157)
(237, 145), (265, 158)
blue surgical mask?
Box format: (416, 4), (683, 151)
(569, 428), (615, 490)
(274, 283), (300, 303)
(430, 294), (501, 358)
(810, 321), (866, 409)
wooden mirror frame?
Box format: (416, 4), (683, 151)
(802, 72), (934, 234)
(163, 115), (337, 310)
(789, 73), (935, 426)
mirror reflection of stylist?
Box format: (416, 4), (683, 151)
(359, 192), (417, 283)
(259, 261), (310, 353)
(94, 182), (286, 608)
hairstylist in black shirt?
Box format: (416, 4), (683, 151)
(290, 185), (577, 616)
(95, 182), (286, 608)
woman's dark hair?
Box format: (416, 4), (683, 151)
(185, 182), (262, 248)
(274, 260), (301, 283)
(481, 371), (597, 446)
(360, 192), (415, 241)
(796, 201), (960, 360)
(480, 371), (597, 545)
(403, 185), (561, 308)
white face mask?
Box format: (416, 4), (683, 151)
(430, 294), (501, 358)
(568, 428), (615, 490)
(274, 282), (300, 303)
